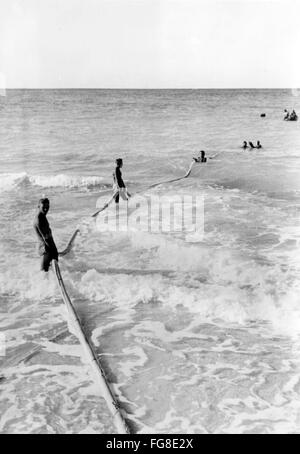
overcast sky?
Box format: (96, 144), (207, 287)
(0, 0), (299, 88)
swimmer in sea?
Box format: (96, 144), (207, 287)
(242, 141), (248, 150)
(34, 198), (58, 272)
(249, 141), (255, 149)
(193, 150), (207, 163)
(256, 140), (262, 149)
(284, 109), (290, 120)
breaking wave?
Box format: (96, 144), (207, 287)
(0, 172), (107, 192)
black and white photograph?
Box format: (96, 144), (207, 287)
(0, 0), (300, 436)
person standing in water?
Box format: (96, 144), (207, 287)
(34, 198), (58, 272)
(113, 158), (131, 204)
(92, 158), (132, 217)
(242, 141), (248, 150)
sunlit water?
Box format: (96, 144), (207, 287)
(0, 89), (300, 434)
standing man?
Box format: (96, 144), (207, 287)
(34, 198), (58, 272)
(112, 158), (131, 204)
(92, 158), (132, 218)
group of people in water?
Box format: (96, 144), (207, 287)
(194, 142), (263, 159)
(242, 141), (262, 150)
(36, 142), (272, 272)
(34, 138), (269, 273)
(284, 109), (298, 121)
(34, 100), (300, 273)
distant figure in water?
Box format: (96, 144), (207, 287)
(284, 109), (298, 121)
(256, 141), (262, 149)
(112, 158), (131, 204)
(249, 141), (256, 149)
(260, 113), (266, 118)
(193, 150), (207, 163)
(34, 198), (58, 272)
(242, 141), (248, 150)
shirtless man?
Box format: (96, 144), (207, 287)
(92, 158), (132, 218)
(112, 158), (131, 204)
(34, 198), (58, 272)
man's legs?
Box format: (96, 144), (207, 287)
(41, 251), (52, 272)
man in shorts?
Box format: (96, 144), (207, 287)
(34, 198), (58, 272)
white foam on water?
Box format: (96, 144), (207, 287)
(29, 174), (104, 189)
(0, 173), (28, 192)
(0, 172), (104, 192)
(1, 89), (300, 434)
(0, 364), (114, 434)
(0, 259), (57, 301)
(73, 260), (300, 337)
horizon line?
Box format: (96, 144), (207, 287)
(2, 87), (298, 91)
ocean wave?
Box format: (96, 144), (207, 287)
(0, 173), (28, 192)
(0, 172), (106, 192)
(75, 265), (300, 337)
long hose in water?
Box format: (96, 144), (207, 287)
(53, 155), (222, 432)
(59, 152), (227, 253)
(53, 260), (131, 434)
(91, 160), (196, 218)
(57, 160), (197, 253)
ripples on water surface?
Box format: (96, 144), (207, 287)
(0, 89), (300, 433)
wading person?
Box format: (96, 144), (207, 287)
(112, 158), (131, 204)
(92, 158), (132, 217)
(34, 197), (58, 272)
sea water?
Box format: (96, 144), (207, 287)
(0, 89), (300, 434)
